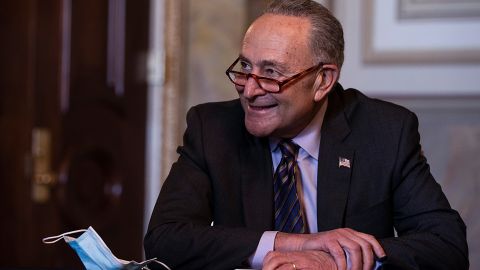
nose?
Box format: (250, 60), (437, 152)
(243, 75), (266, 99)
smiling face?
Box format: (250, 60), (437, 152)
(238, 14), (325, 138)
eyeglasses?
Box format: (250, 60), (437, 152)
(225, 57), (324, 93)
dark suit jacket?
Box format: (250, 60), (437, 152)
(144, 84), (468, 270)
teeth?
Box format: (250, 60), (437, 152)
(251, 104), (275, 108)
(252, 106), (268, 109)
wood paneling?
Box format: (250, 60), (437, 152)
(0, 0), (150, 267)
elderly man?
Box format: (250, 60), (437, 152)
(144, 0), (468, 269)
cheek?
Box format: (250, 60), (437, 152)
(278, 93), (311, 117)
(235, 85), (244, 92)
(276, 92), (316, 125)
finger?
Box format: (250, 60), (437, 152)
(337, 231), (373, 270)
(338, 229), (377, 266)
(264, 260), (284, 270)
(361, 247), (374, 270)
(263, 251), (279, 270)
(339, 239), (362, 270)
(325, 241), (347, 270)
(346, 233), (374, 270)
(344, 228), (385, 256)
(277, 263), (298, 270)
(263, 251), (291, 270)
(354, 231), (386, 259)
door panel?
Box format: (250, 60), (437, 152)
(0, 0), (149, 268)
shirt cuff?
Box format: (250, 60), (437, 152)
(248, 231), (278, 269)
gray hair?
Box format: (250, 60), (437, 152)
(264, 0), (344, 69)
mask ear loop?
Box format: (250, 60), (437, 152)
(141, 258), (171, 270)
(42, 229), (87, 244)
(43, 230), (172, 270)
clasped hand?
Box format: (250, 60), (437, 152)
(263, 228), (386, 270)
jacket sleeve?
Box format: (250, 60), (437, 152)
(379, 111), (469, 270)
(143, 106), (263, 270)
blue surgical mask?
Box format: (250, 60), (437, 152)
(43, 226), (170, 270)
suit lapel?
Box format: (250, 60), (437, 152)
(238, 84), (356, 232)
(317, 86), (355, 231)
(240, 134), (274, 231)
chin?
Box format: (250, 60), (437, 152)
(245, 121), (274, 138)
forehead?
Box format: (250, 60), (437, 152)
(241, 14), (313, 67)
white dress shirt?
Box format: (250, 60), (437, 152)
(250, 101), (327, 268)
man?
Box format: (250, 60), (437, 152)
(144, 0), (469, 269)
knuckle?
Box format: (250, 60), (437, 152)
(265, 251), (277, 260)
(330, 247), (345, 257)
(326, 238), (338, 247)
(363, 239), (373, 248)
(364, 234), (376, 242)
(350, 244), (362, 253)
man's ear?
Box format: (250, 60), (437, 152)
(313, 64), (339, 102)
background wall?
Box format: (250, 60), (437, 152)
(149, 0), (480, 267)
(185, 0), (247, 110)
(334, 1), (480, 268)
(337, 0), (480, 95)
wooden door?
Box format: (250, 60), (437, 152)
(0, 0), (150, 268)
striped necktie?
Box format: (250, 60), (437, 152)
(274, 140), (306, 233)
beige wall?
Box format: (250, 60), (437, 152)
(334, 1), (480, 267)
(185, 0), (247, 111)
(152, 0), (480, 267)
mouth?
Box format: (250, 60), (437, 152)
(248, 103), (278, 111)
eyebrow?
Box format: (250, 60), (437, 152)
(238, 54), (290, 72)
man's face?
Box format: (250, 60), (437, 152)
(238, 14), (322, 138)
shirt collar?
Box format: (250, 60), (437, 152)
(269, 99), (327, 160)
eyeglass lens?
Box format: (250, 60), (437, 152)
(228, 72), (280, 92)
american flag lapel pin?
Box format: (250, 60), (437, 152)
(338, 157), (351, 168)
